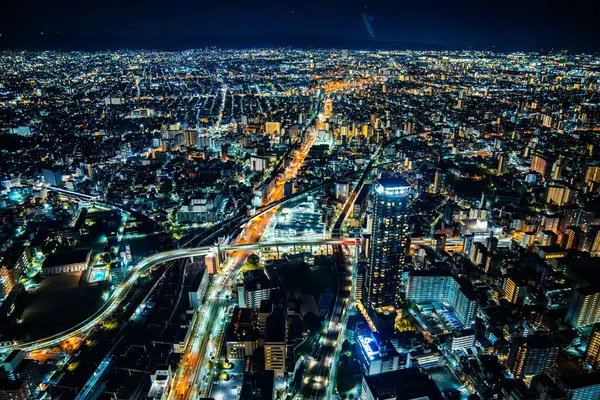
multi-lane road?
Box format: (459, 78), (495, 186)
(292, 245), (353, 399)
(170, 129), (319, 399)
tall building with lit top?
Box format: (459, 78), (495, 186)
(364, 178), (412, 318)
(356, 332), (410, 376)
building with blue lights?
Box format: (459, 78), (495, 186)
(356, 332), (410, 376)
(560, 371), (600, 400)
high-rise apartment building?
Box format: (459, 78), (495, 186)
(503, 272), (528, 304)
(431, 234), (446, 253)
(237, 271), (279, 309)
(433, 169), (441, 193)
(585, 324), (600, 369)
(469, 242), (488, 269)
(42, 168), (63, 187)
(585, 165), (600, 184)
(406, 271), (478, 327)
(566, 286), (600, 328)
(552, 155), (564, 180)
(0, 265), (16, 301)
(562, 226), (584, 250)
(539, 230), (558, 246)
(507, 336), (558, 378)
(583, 226), (600, 254)
(531, 154), (553, 179)
(558, 205), (580, 232)
(541, 212), (560, 232)
(265, 121), (281, 135)
(183, 129), (198, 147)
(364, 178), (412, 316)
(545, 183), (574, 206)
(497, 154), (507, 175)
(264, 308), (287, 376)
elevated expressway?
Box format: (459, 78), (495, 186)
(0, 238), (357, 354)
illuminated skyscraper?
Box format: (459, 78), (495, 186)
(552, 155), (564, 180)
(0, 265), (16, 301)
(364, 178), (412, 316)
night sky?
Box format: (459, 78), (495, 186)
(1, 0), (599, 51)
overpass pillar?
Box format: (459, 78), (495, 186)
(216, 244), (224, 266)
